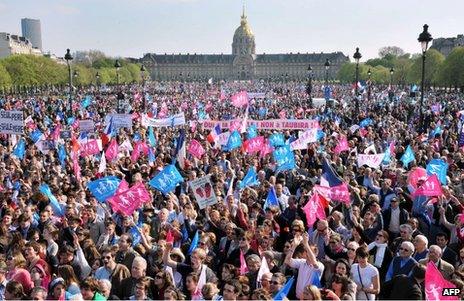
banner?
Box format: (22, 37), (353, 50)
(231, 91), (249, 108)
(244, 136), (265, 154)
(108, 182), (151, 216)
(290, 128), (318, 150)
(0, 110), (23, 135)
(141, 112), (186, 128)
(188, 139), (205, 159)
(189, 175), (218, 209)
(80, 139), (102, 157)
(426, 159), (448, 185)
(273, 145), (296, 172)
(269, 133), (285, 147)
(79, 119), (95, 133)
(149, 165), (184, 195)
(425, 261), (459, 301)
(200, 119), (319, 130)
(303, 193), (326, 227)
(313, 184), (350, 204)
(357, 153), (385, 168)
(104, 114), (133, 130)
(413, 174), (444, 197)
(87, 176), (121, 202)
(247, 92), (266, 99)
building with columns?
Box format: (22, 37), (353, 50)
(140, 8), (348, 81)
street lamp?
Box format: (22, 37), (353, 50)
(140, 64), (147, 111)
(389, 67), (394, 105)
(115, 59), (122, 112)
(306, 64), (313, 107)
(64, 49), (73, 114)
(418, 24), (432, 132)
(73, 70), (79, 88)
(367, 68), (372, 102)
(353, 47), (362, 117)
(96, 72), (100, 88)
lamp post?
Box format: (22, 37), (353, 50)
(389, 67), (394, 106)
(73, 70), (78, 89)
(115, 59), (122, 112)
(64, 49), (73, 114)
(353, 47), (362, 117)
(306, 64), (313, 107)
(418, 24), (433, 132)
(96, 72), (100, 89)
(367, 68), (372, 102)
(140, 64), (147, 111)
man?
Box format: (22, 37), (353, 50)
(0, 261), (8, 300)
(382, 197), (409, 239)
(275, 183), (289, 211)
(25, 241), (50, 289)
(83, 205), (105, 244)
(115, 233), (139, 270)
(380, 264), (425, 300)
(436, 232), (458, 267)
(419, 245), (455, 280)
(390, 224), (413, 254)
(226, 231), (258, 268)
(412, 235), (429, 262)
(150, 208), (169, 241)
(58, 245), (86, 281)
(116, 256), (151, 300)
(285, 233), (324, 299)
(245, 254), (261, 292)
(222, 280), (242, 301)
(17, 213), (36, 239)
(385, 241), (417, 281)
(95, 247), (130, 296)
(29, 287), (47, 301)
(311, 220), (333, 261)
(130, 277), (151, 301)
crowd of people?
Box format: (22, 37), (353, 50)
(0, 78), (463, 301)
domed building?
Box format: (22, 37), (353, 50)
(141, 8), (348, 81)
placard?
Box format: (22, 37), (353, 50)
(0, 110), (23, 135)
(189, 175), (218, 209)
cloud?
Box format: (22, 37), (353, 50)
(0, 3), (7, 13)
(54, 4), (80, 15)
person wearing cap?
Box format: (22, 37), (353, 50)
(0, 261), (8, 300)
(47, 277), (66, 300)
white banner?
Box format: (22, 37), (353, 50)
(357, 153), (385, 168)
(105, 114), (133, 130)
(247, 92), (266, 99)
(141, 112), (186, 128)
(217, 132), (230, 146)
(189, 175), (218, 209)
(79, 119), (95, 133)
(0, 110), (23, 135)
(290, 128), (318, 150)
(201, 119), (319, 130)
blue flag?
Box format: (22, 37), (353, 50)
(148, 147), (156, 165)
(30, 129), (43, 143)
(426, 159), (448, 185)
(67, 117), (75, 126)
(322, 158), (343, 187)
(81, 95), (92, 109)
(239, 167), (259, 190)
(12, 139), (26, 159)
(401, 145), (415, 167)
(316, 129), (325, 141)
(87, 176), (121, 202)
(58, 144), (67, 166)
(133, 132), (141, 142)
(148, 126), (156, 147)
(273, 145), (296, 172)
(274, 276), (295, 301)
(269, 133), (285, 147)
(129, 226), (142, 247)
(105, 117), (114, 137)
(324, 86), (331, 100)
(225, 130), (242, 151)
(360, 118), (373, 128)
(431, 126), (442, 138)
(264, 187), (279, 210)
(382, 147), (392, 165)
(149, 165), (184, 195)
(247, 124), (258, 139)
(39, 184), (64, 217)
(310, 270), (322, 288)
(188, 230), (200, 255)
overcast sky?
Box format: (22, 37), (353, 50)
(1, 0), (463, 61)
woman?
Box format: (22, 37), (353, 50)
(201, 283), (222, 301)
(220, 264), (237, 289)
(6, 231), (25, 257)
(328, 259), (357, 300)
(4, 281), (26, 300)
(90, 258), (102, 277)
(80, 277), (106, 301)
(57, 265), (81, 296)
(164, 287), (185, 301)
(43, 225), (59, 257)
(301, 285), (322, 300)
(367, 230), (393, 280)
(184, 273), (199, 300)
(350, 247), (380, 300)
(329, 275), (352, 300)
(152, 270), (174, 300)
(6, 251), (33, 294)
(47, 277), (66, 300)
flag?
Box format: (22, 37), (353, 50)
(148, 147), (156, 166)
(401, 145), (415, 167)
(98, 152), (107, 173)
(58, 144), (67, 166)
(334, 135), (349, 154)
(104, 116), (114, 137)
(39, 184), (64, 216)
(413, 174), (444, 197)
(225, 130), (242, 151)
(149, 165), (184, 195)
(310, 270), (322, 288)
(87, 176), (122, 202)
(321, 158), (343, 187)
(148, 126), (156, 147)
(247, 124), (258, 139)
(239, 167), (259, 190)
(12, 138), (26, 159)
(105, 139), (119, 161)
(364, 143), (377, 154)
(256, 256), (270, 288)
(274, 276), (295, 301)
(81, 95), (92, 109)
(188, 230), (200, 255)
(359, 118), (373, 128)
(269, 133), (285, 147)
(273, 145), (296, 172)
(303, 193), (326, 227)
(207, 124), (221, 144)
(426, 159), (448, 185)
(244, 136), (265, 154)
(425, 261), (459, 301)
(129, 226), (142, 247)
(264, 186), (279, 210)
(231, 91), (249, 108)
(175, 130), (187, 169)
(240, 250), (249, 275)
(188, 139), (205, 159)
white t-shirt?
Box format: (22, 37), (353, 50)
(288, 258), (324, 299)
(350, 263), (379, 300)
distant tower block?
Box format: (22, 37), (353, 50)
(21, 18), (42, 51)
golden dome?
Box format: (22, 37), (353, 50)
(234, 9), (254, 40)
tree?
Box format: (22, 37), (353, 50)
(406, 49), (444, 86)
(0, 63), (12, 87)
(393, 57), (413, 86)
(337, 63), (369, 83)
(379, 46), (405, 58)
(436, 47), (464, 88)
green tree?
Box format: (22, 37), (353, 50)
(0, 63), (12, 87)
(337, 62), (369, 83)
(436, 47), (464, 88)
(125, 63), (142, 83)
(393, 57), (413, 86)
(407, 49), (444, 86)
(379, 46), (405, 58)
(73, 64), (93, 86)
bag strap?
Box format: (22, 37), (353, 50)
(357, 265), (370, 300)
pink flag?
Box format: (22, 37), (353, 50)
(71, 151), (81, 181)
(239, 250), (249, 275)
(389, 141), (396, 156)
(259, 139), (274, 157)
(231, 91), (249, 108)
(359, 128), (368, 137)
(229, 120), (242, 132)
(72, 120), (80, 130)
(131, 141), (145, 162)
(245, 136), (265, 154)
(334, 135), (349, 154)
(188, 139), (205, 159)
(116, 179), (129, 194)
(80, 139), (101, 157)
(105, 139), (119, 162)
(425, 261), (459, 301)
(51, 124), (61, 141)
(278, 110), (286, 119)
(166, 230), (174, 243)
(303, 193), (326, 227)
(408, 167), (427, 189)
(108, 183), (150, 216)
(413, 174), (444, 197)
(329, 183), (350, 204)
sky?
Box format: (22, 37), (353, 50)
(1, 0), (463, 61)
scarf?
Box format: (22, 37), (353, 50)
(368, 241), (387, 268)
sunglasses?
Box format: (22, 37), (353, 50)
(376, 234), (384, 238)
(317, 228), (327, 233)
(102, 256), (112, 259)
(270, 281), (280, 285)
(399, 247), (410, 252)
(329, 241), (337, 244)
(155, 275), (163, 279)
(347, 247), (356, 251)
(292, 228), (302, 232)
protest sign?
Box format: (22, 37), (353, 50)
(0, 110), (23, 135)
(200, 119), (319, 130)
(104, 114), (133, 130)
(189, 175), (218, 209)
(79, 119), (95, 133)
(141, 112), (186, 128)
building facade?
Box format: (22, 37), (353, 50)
(431, 35), (464, 57)
(0, 32), (41, 58)
(140, 9), (348, 81)
(21, 18), (42, 51)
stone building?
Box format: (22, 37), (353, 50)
(0, 32), (42, 58)
(140, 8), (348, 81)
(431, 35), (464, 57)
